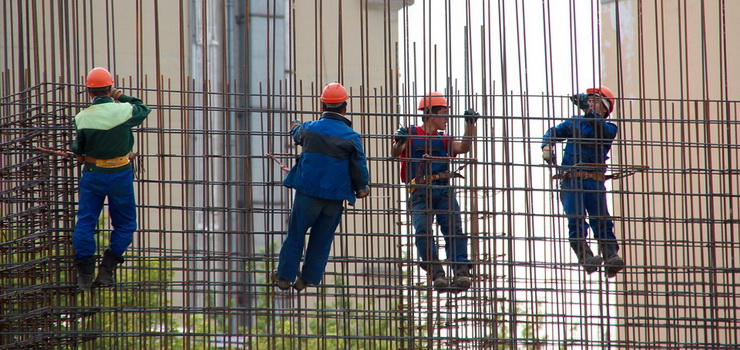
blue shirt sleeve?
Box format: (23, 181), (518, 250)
(541, 120), (573, 148)
(290, 122), (304, 145)
(349, 135), (370, 191)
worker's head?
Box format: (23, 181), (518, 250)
(321, 82), (348, 114)
(418, 92), (450, 130)
(85, 67), (114, 97)
(586, 86), (615, 117)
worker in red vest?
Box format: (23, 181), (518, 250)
(392, 92), (478, 292)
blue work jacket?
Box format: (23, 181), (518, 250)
(283, 112), (370, 205)
(541, 112), (618, 167)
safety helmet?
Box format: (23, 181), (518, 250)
(586, 86), (615, 114)
(417, 92), (449, 111)
(320, 83), (348, 104)
(85, 67), (115, 88)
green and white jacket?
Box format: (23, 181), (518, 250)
(72, 95), (151, 173)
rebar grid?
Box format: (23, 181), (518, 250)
(2, 1), (740, 349)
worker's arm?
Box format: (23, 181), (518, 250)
(119, 93), (153, 127)
(289, 120), (304, 145)
(71, 126), (85, 155)
(391, 126), (408, 158)
(451, 109), (478, 155)
(541, 120), (572, 164)
(350, 136), (371, 198)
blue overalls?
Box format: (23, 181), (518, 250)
(404, 126), (470, 271)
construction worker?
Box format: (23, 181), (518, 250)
(391, 92), (478, 292)
(72, 67), (151, 291)
(541, 86), (625, 278)
(272, 82), (370, 292)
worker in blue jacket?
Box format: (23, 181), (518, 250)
(541, 86), (625, 278)
(272, 83), (370, 291)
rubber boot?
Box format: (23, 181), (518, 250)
(93, 249), (125, 287)
(451, 264), (472, 292)
(425, 263), (448, 291)
(75, 256), (96, 291)
(600, 240), (625, 278)
(570, 239), (603, 275)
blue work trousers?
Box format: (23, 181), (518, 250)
(277, 191), (344, 285)
(409, 184), (470, 269)
(73, 169), (137, 260)
(559, 178), (616, 241)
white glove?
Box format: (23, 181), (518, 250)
(542, 145), (553, 164)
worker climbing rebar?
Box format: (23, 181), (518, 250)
(391, 92), (478, 292)
(541, 86), (626, 278)
(72, 67), (152, 291)
(272, 82), (370, 292)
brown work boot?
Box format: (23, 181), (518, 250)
(570, 239), (603, 274)
(451, 266), (472, 292)
(293, 276), (312, 292)
(427, 264), (448, 291)
(271, 271), (291, 291)
(600, 240), (625, 278)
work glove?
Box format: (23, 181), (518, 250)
(570, 93), (590, 110)
(356, 186), (370, 199)
(464, 108), (479, 124)
(542, 145), (554, 165)
(109, 88), (124, 101)
(289, 120), (302, 131)
(394, 126), (409, 145)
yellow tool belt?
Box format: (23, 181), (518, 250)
(553, 170), (606, 182)
(83, 154), (131, 168)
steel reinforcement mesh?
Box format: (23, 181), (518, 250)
(1, 1), (739, 349)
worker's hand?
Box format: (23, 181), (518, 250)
(464, 108), (479, 124)
(289, 120), (302, 130)
(570, 93), (590, 111)
(356, 186), (370, 199)
(542, 145), (554, 164)
(109, 88), (124, 101)
(394, 127), (409, 145)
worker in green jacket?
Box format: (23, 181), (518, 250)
(71, 67), (151, 291)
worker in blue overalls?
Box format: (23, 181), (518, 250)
(541, 86), (625, 278)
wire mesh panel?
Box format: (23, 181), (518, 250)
(1, 1), (739, 349)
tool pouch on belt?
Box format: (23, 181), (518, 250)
(552, 170), (606, 182)
(408, 171), (463, 193)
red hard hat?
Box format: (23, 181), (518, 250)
(321, 83), (348, 104)
(86, 67), (115, 88)
(417, 92), (449, 111)
(586, 86), (615, 114)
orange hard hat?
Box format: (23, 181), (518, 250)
(417, 92), (449, 111)
(586, 86), (615, 114)
(86, 67), (114, 88)
(321, 83), (348, 104)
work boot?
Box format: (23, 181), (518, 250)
(93, 249), (125, 287)
(75, 256), (96, 291)
(570, 239), (603, 275)
(293, 275), (312, 292)
(425, 263), (448, 291)
(271, 271), (291, 291)
(451, 265), (472, 292)
(600, 240), (625, 278)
